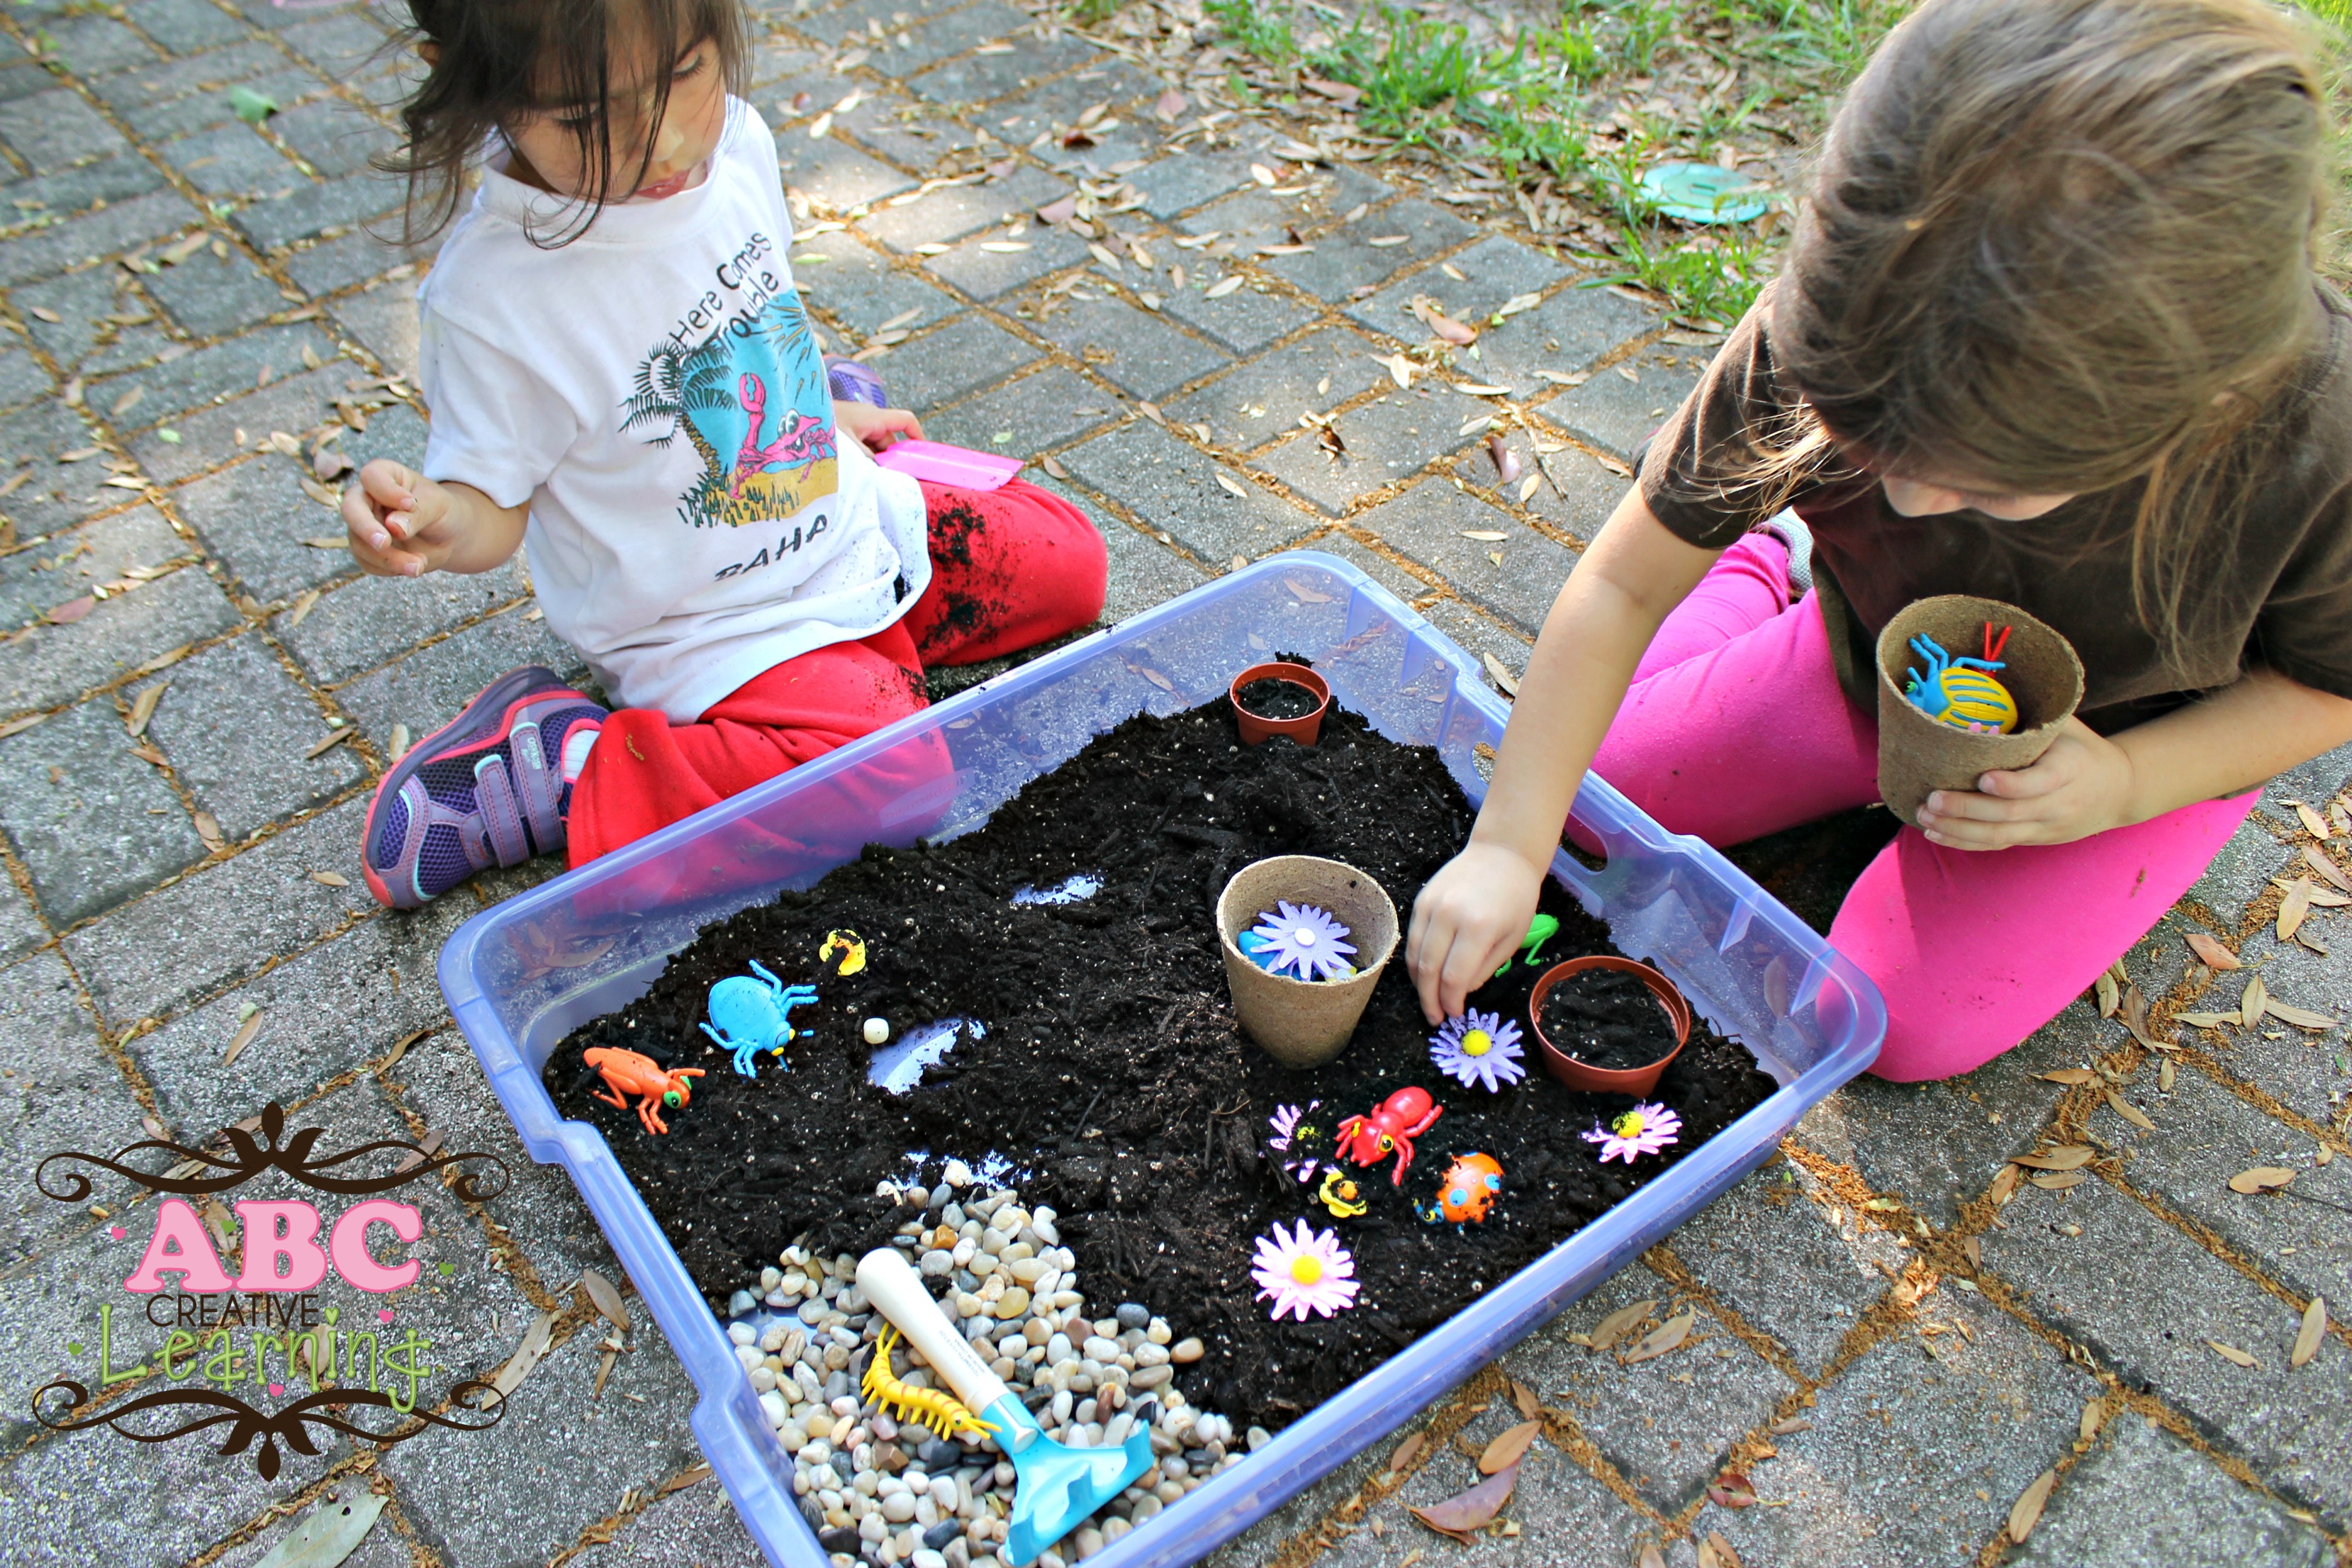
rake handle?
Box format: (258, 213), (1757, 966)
(856, 1248), (1012, 1418)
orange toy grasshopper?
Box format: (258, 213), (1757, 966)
(585, 1047), (705, 1135)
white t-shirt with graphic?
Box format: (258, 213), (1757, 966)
(417, 99), (931, 724)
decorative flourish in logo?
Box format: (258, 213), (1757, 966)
(38, 1101), (507, 1204)
(31, 1378), (503, 1480)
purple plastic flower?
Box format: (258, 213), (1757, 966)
(1267, 1102), (1328, 1181)
(1428, 1009), (1527, 1092)
(1582, 1102), (1682, 1164)
(1250, 1219), (1360, 1321)
(1245, 902), (1357, 982)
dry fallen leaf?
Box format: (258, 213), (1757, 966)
(2302, 844), (2352, 893)
(1459, 529), (1508, 542)
(2263, 997), (2339, 1031)
(225, 1009), (264, 1065)
(45, 596), (94, 625)
(2095, 970), (2120, 1017)
(193, 810), (224, 852)
(126, 681), (167, 737)
(1585, 1299), (1657, 1354)
(1154, 88), (1187, 121)
(1479, 1420), (1541, 1474)
(306, 727), (354, 759)
(2293, 1296), (2326, 1367)
(2229, 1165), (2296, 1194)
(1510, 1379), (1540, 1421)
(1213, 471), (1248, 499)
(2297, 802), (2331, 839)
(2040, 1068), (2100, 1085)
(1621, 1311), (1693, 1364)
(1203, 276), (1243, 299)
(1637, 1547), (1666, 1568)
(2029, 1170), (2087, 1190)
(1706, 1472), (1757, 1509)
(2188, 931), (2242, 970)
(1701, 1530), (1742, 1568)
(1387, 1431), (1426, 1472)
(2175, 1009), (2238, 1029)
(1408, 1463), (1515, 1542)
(2106, 1087), (2156, 1131)
(1040, 454), (1069, 481)
(2280, 878), (2316, 943)
(1769, 1416), (1813, 1435)
(2007, 1469), (2056, 1542)
(489, 1309), (559, 1401)
(1283, 575), (1333, 604)
(2015, 1145), (2095, 1170)
(2207, 1338), (2258, 1368)
(581, 1267), (632, 1333)
(1482, 653), (1519, 698)
(309, 870), (348, 887)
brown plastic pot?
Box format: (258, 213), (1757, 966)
(1229, 662), (1331, 747)
(1217, 855), (1398, 1068)
(1528, 956), (1692, 1096)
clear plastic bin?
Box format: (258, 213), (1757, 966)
(438, 552), (1884, 1568)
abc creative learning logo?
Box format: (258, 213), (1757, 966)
(32, 1103), (511, 1477)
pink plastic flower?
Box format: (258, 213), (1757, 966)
(1428, 1009), (1527, 1092)
(1250, 1218), (1360, 1321)
(1582, 1102), (1682, 1164)
(1245, 902), (1357, 982)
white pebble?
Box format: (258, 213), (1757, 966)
(759, 1389), (790, 1426)
(729, 1322), (758, 1347)
(864, 1017), (891, 1044)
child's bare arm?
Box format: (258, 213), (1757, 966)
(1405, 486), (1720, 1022)
(342, 459), (527, 577)
(1921, 668), (2352, 849)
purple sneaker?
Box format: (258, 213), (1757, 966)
(824, 354), (890, 408)
(362, 666), (607, 909)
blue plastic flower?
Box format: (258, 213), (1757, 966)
(1428, 1009), (1527, 1092)
(1245, 902), (1357, 982)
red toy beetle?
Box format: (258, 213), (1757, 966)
(1336, 1087), (1443, 1185)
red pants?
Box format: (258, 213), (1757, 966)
(566, 478), (1107, 864)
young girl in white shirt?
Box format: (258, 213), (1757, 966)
(344, 0), (1106, 909)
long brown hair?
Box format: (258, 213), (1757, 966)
(380, 0), (750, 247)
(1751, 0), (2331, 663)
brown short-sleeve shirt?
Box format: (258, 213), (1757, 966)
(1637, 284), (2352, 734)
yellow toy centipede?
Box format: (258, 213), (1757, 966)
(859, 1323), (999, 1440)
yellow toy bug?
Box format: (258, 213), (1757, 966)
(1903, 633), (2019, 734)
(819, 929), (868, 976)
(860, 1323), (999, 1440)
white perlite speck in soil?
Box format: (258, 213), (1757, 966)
(721, 1177), (1240, 1568)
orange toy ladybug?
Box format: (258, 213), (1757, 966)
(1433, 1153), (1503, 1223)
(585, 1047), (706, 1136)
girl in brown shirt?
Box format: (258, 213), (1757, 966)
(1405, 0), (2352, 1080)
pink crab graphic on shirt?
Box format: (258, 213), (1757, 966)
(627, 287), (841, 529)
(730, 371), (835, 498)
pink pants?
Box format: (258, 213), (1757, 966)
(1589, 534), (2256, 1081)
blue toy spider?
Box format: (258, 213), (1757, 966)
(700, 960), (818, 1077)
(1903, 634), (2020, 734)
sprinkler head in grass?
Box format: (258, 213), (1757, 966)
(1250, 1217), (1360, 1321)
(1429, 1008), (1528, 1092)
(1583, 1102), (1683, 1164)
(1244, 901), (1358, 982)
(819, 928), (867, 976)
(698, 959), (817, 1077)
(1266, 1101), (1328, 1182)
(1316, 1167), (1367, 1219)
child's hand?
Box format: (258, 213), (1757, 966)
(1916, 719), (2137, 849)
(1406, 841), (1547, 1024)
(344, 460), (459, 578)
(835, 400), (924, 454)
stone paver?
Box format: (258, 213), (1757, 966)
(0, 1), (2341, 1565)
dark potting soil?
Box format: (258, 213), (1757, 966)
(547, 699), (1777, 1433)
(1538, 967), (1683, 1070)
(1234, 677), (1321, 722)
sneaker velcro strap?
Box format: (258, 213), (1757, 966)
(509, 719), (566, 855)
(472, 754), (532, 867)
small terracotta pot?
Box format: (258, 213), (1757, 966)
(1217, 855), (1398, 1068)
(1528, 956), (1691, 1096)
(1229, 662), (1331, 747)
